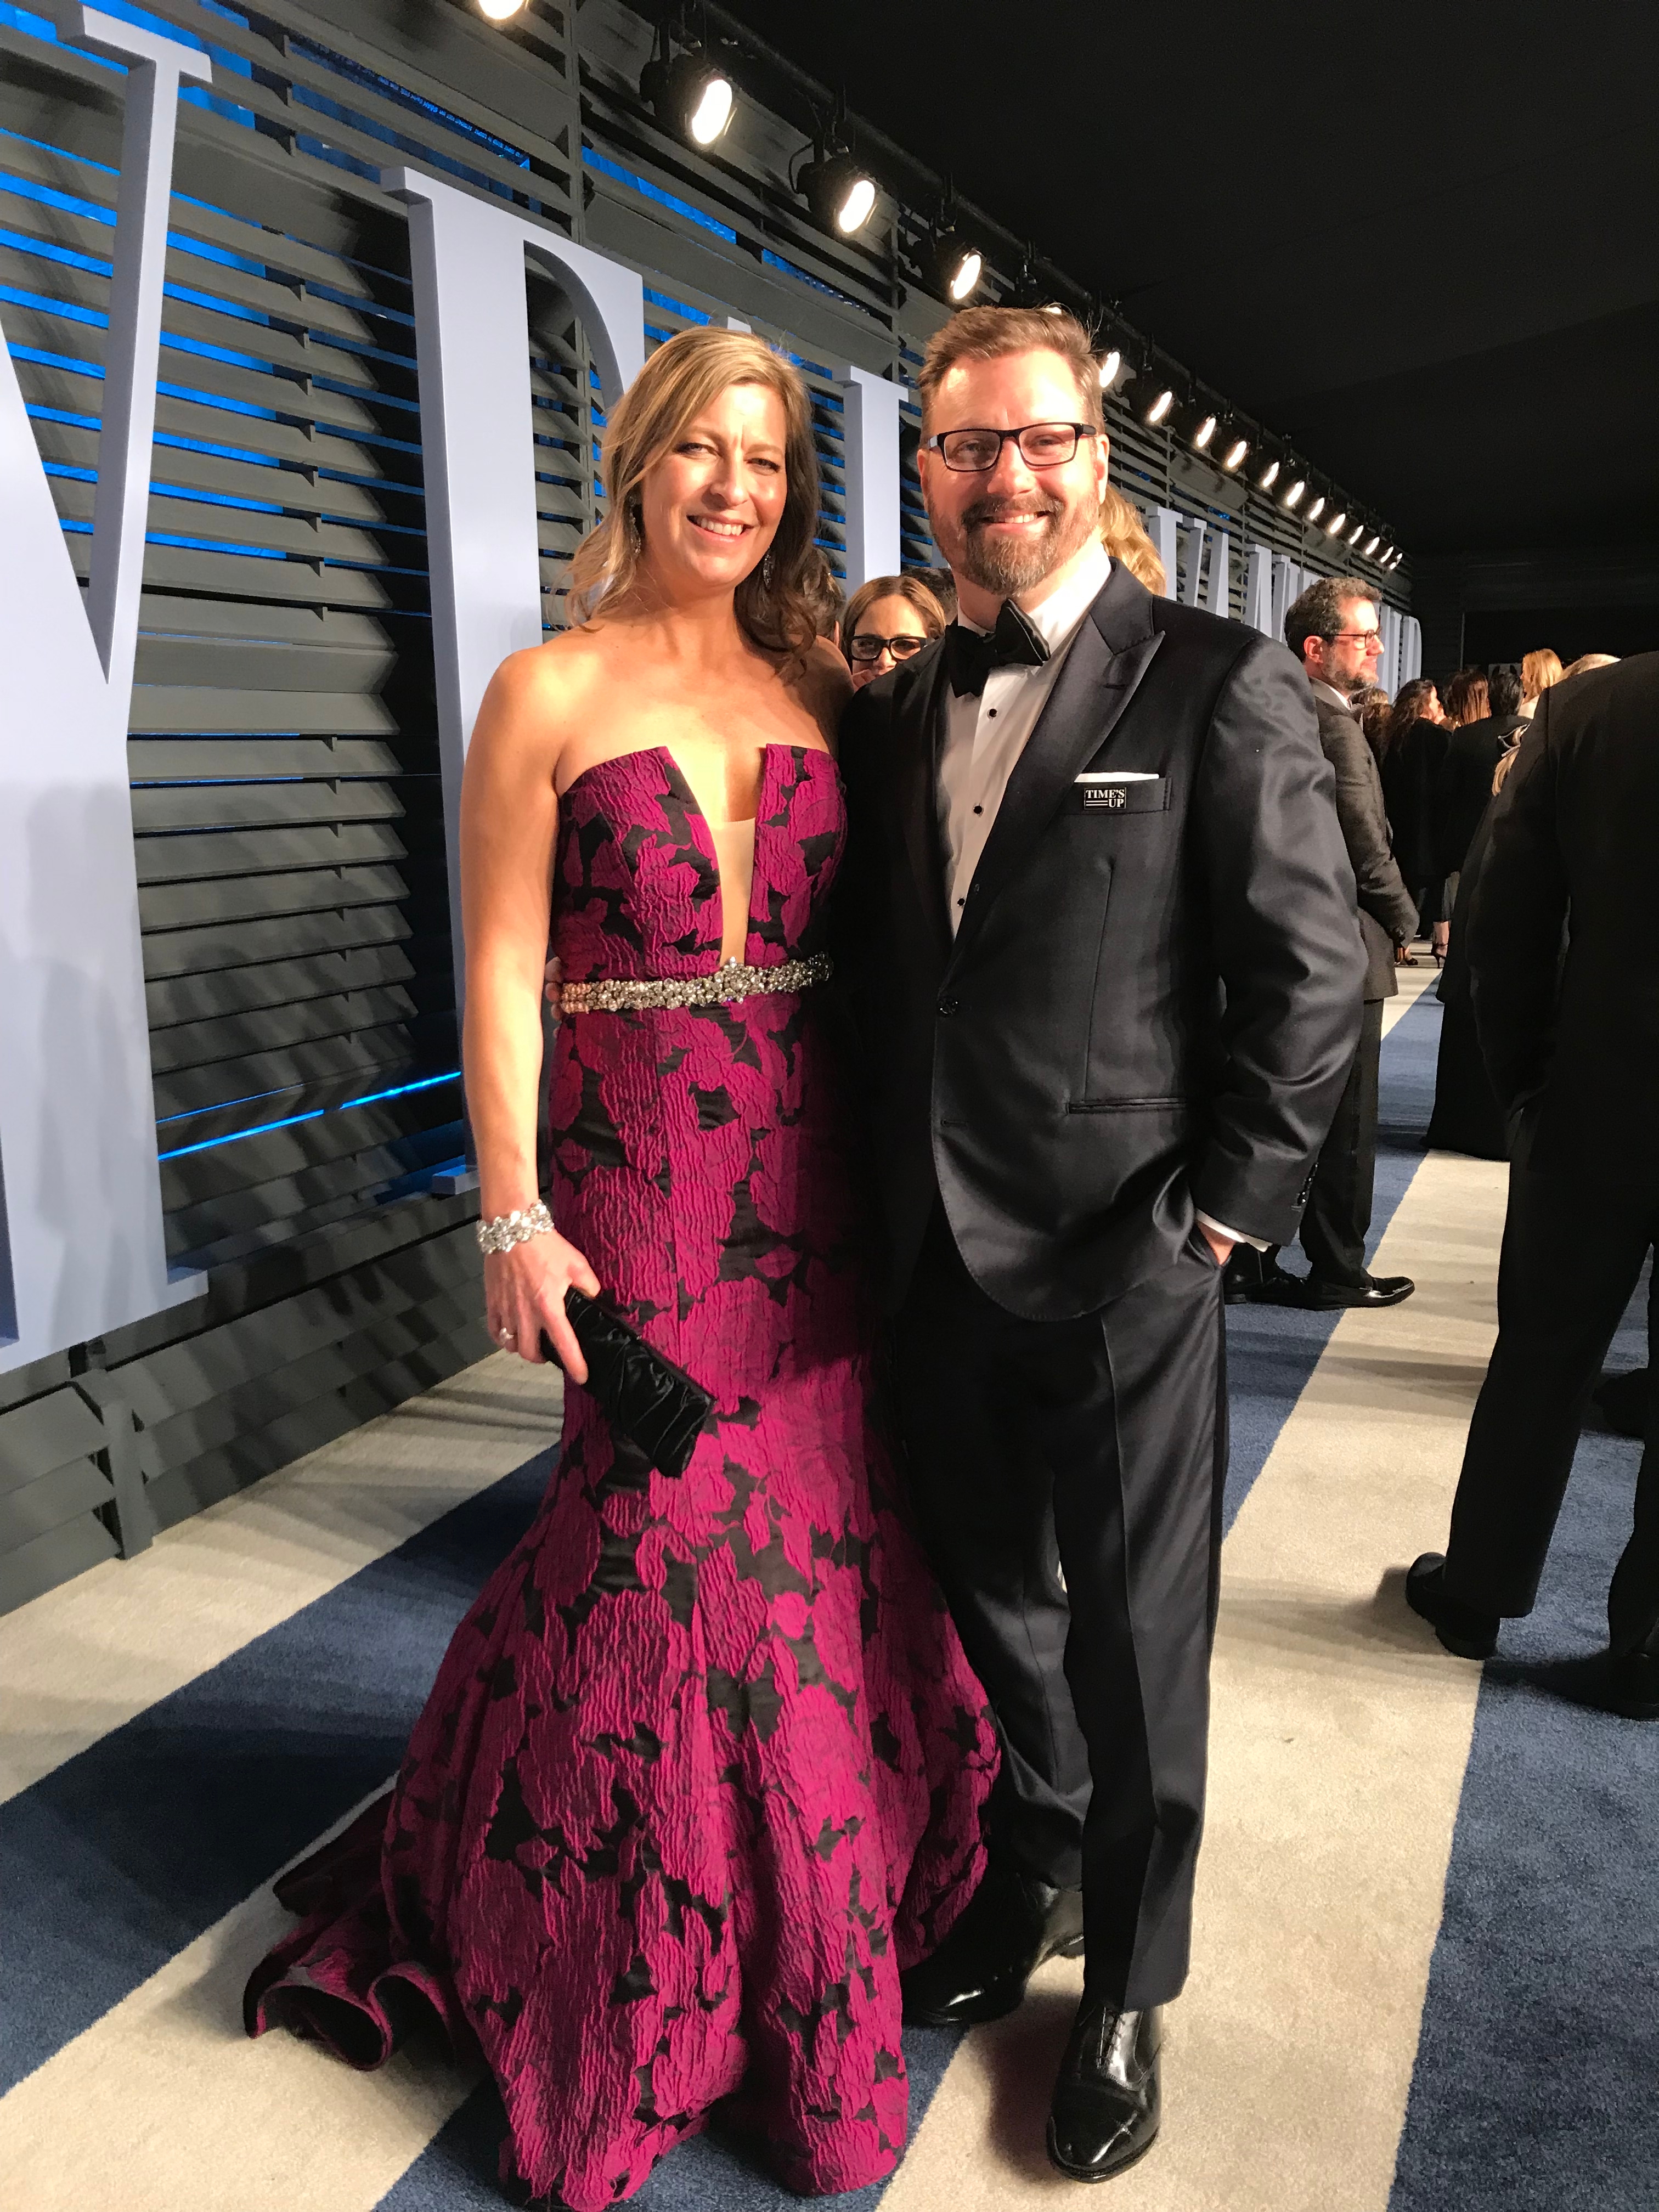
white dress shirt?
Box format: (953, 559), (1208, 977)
(935, 539), (1262, 1254)
(938, 539), (1113, 927)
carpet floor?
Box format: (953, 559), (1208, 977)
(2, 967), (1653, 2211)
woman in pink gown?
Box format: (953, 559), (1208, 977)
(245, 328), (996, 2207)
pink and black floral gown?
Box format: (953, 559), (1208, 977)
(246, 742), (997, 2209)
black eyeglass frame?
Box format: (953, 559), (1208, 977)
(845, 631), (933, 664)
(921, 420), (1101, 472)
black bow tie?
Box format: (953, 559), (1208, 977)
(945, 600), (1052, 698)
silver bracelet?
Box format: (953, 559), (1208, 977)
(476, 1200), (554, 1256)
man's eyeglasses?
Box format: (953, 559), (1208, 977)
(1323, 629), (1383, 646)
(922, 421), (1098, 473)
(848, 631), (930, 664)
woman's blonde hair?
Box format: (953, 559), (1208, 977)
(1561, 652), (1619, 679)
(841, 572), (947, 652)
(1521, 648), (1562, 700)
(564, 327), (821, 662)
(1099, 484), (1166, 595)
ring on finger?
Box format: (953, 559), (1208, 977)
(498, 1324), (517, 1346)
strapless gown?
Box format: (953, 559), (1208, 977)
(245, 742), (997, 2208)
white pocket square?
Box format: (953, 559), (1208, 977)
(1075, 771), (1160, 783)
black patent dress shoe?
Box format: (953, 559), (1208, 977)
(1592, 1650), (1659, 1720)
(1047, 2002), (1161, 2182)
(1252, 1271), (1415, 1310)
(901, 1856), (1084, 2027)
(1407, 1553), (1500, 1659)
(1223, 1249), (1296, 1306)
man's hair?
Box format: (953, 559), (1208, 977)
(1444, 669), (1489, 725)
(917, 305), (1104, 433)
(906, 563), (958, 622)
(1284, 575), (1376, 663)
(1486, 661), (1524, 717)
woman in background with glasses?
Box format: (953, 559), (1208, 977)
(842, 572), (947, 688)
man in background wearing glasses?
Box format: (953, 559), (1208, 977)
(836, 306), (1363, 2181)
(1234, 578), (1420, 1312)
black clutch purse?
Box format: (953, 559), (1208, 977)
(540, 1288), (714, 1480)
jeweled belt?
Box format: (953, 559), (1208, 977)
(558, 950), (832, 1015)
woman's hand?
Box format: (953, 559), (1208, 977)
(484, 1226), (601, 1381)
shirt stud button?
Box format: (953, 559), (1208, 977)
(937, 995), (960, 1017)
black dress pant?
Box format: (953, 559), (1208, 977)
(1299, 997), (1384, 1285)
(893, 1207), (1228, 2011)
(1444, 1163), (1659, 1654)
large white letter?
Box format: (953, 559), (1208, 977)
(381, 168), (644, 997)
(0, 7), (211, 1372)
(832, 364), (901, 592)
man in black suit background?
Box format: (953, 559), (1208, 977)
(836, 306), (1365, 2180)
(1408, 656), (1659, 1722)
(1233, 576), (1420, 1310)
(1435, 659), (1530, 886)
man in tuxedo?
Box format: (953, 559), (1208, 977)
(1408, 656), (1659, 1721)
(1232, 577), (1419, 1310)
(836, 306), (1365, 2180)
(1435, 659), (1530, 884)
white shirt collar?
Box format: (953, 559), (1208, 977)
(960, 539), (1111, 651)
(1310, 677), (1358, 719)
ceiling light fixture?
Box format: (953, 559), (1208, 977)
(1098, 347), (1122, 390)
(1144, 385), (1175, 427)
(798, 146), (878, 235)
(1192, 411), (1218, 452)
(1306, 494), (1327, 524)
(1325, 508), (1347, 536)
(925, 228), (981, 303)
(1257, 457), (1281, 492)
(1222, 435), (1249, 472)
(476, 0), (527, 19)
(1284, 478), (1307, 510)
(1363, 533), (1380, 557)
(1347, 520), (1366, 547)
(640, 40), (735, 146)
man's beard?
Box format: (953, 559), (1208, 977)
(943, 491), (1100, 597)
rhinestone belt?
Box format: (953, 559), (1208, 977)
(558, 950), (833, 1015)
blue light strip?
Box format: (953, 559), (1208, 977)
(157, 1071), (460, 1161)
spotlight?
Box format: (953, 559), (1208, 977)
(1144, 385), (1175, 427)
(1098, 347), (1122, 390)
(477, 0), (527, 18)
(640, 42), (735, 146)
(1221, 434), (1249, 472)
(1363, 532), (1380, 557)
(926, 229), (982, 303)
(1284, 477), (1307, 510)
(1192, 411), (1218, 453)
(1257, 456), (1281, 492)
(1347, 520), (1365, 547)
(798, 148), (878, 235)
(1306, 493), (1327, 524)
(1378, 543), (1393, 564)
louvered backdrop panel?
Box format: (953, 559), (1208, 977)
(0, 0), (1408, 1613)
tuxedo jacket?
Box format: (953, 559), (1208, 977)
(1311, 693), (1419, 1001)
(1468, 653), (1659, 1187)
(835, 562), (1367, 1320)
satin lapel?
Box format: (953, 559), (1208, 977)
(895, 641), (953, 965)
(946, 582), (1163, 970)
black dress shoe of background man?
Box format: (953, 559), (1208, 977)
(901, 1855), (1084, 2027)
(1252, 1269), (1415, 1311)
(1407, 1552), (1500, 1660)
(1047, 2002), (1161, 2182)
(1594, 1649), (1659, 1720)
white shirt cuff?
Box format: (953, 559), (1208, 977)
(1195, 1211), (1269, 1252)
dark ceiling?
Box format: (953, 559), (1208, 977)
(711, 0), (1659, 563)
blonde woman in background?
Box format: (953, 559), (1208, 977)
(1099, 482), (1167, 592)
(1521, 647), (1562, 714)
